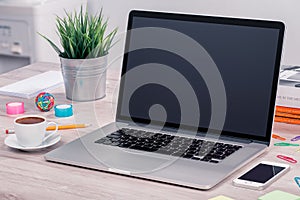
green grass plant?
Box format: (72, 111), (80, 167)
(39, 6), (117, 59)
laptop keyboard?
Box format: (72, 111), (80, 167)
(95, 128), (243, 164)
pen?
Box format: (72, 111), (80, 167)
(5, 123), (91, 134)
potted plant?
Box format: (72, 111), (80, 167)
(39, 6), (117, 101)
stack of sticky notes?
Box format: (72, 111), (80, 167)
(209, 195), (234, 200)
(258, 190), (300, 200)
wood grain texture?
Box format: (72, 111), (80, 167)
(0, 62), (299, 200)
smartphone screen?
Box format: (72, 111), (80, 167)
(238, 163), (285, 183)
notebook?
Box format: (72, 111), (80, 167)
(258, 190), (300, 200)
(209, 195), (234, 200)
(0, 71), (63, 98)
(45, 10), (285, 190)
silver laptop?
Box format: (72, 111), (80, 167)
(45, 10), (285, 190)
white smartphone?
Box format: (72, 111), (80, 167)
(233, 161), (290, 190)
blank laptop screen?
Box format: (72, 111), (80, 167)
(117, 11), (284, 141)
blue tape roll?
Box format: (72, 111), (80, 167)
(54, 104), (73, 117)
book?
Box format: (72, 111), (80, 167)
(276, 65), (300, 108)
(277, 84), (300, 108)
(276, 106), (300, 115)
(275, 106), (300, 124)
(0, 71), (63, 99)
(274, 116), (300, 125)
(276, 111), (300, 119)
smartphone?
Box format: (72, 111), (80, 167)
(233, 161), (290, 190)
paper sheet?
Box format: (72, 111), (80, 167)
(258, 190), (300, 200)
(0, 71), (63, 98)
(209, 195), (234, 200)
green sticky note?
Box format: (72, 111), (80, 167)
(209, 195), (234, 200)
(258, 190), (300, 200)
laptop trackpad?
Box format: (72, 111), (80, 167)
(91, 146), (172, 174)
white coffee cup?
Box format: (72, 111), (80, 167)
(14, 115), (58, 147)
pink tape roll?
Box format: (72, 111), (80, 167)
(6, 102), (25, 115)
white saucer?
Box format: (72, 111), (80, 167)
(4, 133), (61, 151)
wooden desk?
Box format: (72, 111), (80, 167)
(0, 62), (299, 199)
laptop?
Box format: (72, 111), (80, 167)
(45, 10), (285, 190)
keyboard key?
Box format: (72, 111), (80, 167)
(107, 134), (120, 139)
(95, 138), (107, 144)
(130, 145), (151, 152)
(172, 151), (184, 157)
(111, 142), (120, 146)
(201, 157), (212, 162)
(183, 154), (193, 158)
(118, 143), (131, 148)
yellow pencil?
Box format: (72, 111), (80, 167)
(5, 124), (91, 134)
(46, 123), (91, 131)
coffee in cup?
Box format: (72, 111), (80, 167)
(16, 116), (45, 124)
(14, 115), (58, 147)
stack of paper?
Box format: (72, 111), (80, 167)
(0, 71), (63, 99)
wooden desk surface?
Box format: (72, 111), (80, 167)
(0, 62), (299, 200)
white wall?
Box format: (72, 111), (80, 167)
(88, 0), (300, 65)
